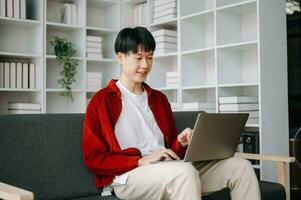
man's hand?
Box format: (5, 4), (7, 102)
(177, 127), (193, 147)
(138, 149), (180, 166)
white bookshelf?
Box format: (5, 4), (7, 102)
(0, 0), (289, 186)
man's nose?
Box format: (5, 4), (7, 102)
(140, 58), (149, 69)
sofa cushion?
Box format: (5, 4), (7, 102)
(0, 114), (100, 200)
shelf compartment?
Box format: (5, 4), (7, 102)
(46, 59), (85, 90)
(0, 92), (43, 114)
(181, 88), (216, 112)
(46, 0), (85, 26)
(86, 29), (117, 59)
(86, 62), (119, 88)
(148, 56), (178, 88)
(0, 23), (42, 55)
(123, 0), (149, 27)
(216, 1), (257, 45)
(0, 57), (43, 91)
(46, 27), (85, 58)
(180, 11), (214, 51)
(46, 92), (85, 113)
(216, 0), (256, 8)
(218, 85), (259, 126)
(180, 0), (214, 17)
(217, 42), (258, 85)
(87, 0), (121, 30)
(181, 49), (215, 88)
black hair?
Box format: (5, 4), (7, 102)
(114, 26), (156, 54)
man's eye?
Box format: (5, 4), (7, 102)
(136, 57), (142, 60)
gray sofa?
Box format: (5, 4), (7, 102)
(0, 112), (287, 200)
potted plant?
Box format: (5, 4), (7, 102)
(50, 36), (78, 101)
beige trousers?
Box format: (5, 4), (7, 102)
(112, 158), (261, 200)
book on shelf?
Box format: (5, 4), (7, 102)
(183, 102), (215, 110)
(4, 62), (10, 88)
(61, 3), (77, 25)
(20, 0), (26, 19)
(219, 96), (258, 104)
(13, 0), (20, 18)
(71, 3), (77, 25)
(219, 103), (259, 112)
(22, 63), (28, 89)
(86, 41), (102, 48)
(220, 110), (259, 119)
(86, 35), (103, 42)
(86, 47), (102, 54)
(0, 0), (5, 17)
(86, 52), (103, 59)
(166, 79), (179, 85)
(8, 109), (41, 114)
(247, 118), (259, 125)
(154, 1), (177, 12)
(153, 8), (177, 18)
(166, 77), (178, 83)
(29, 63), (35, 89)
(8, 102), (41, 110)
(156, 42), (177, 49)
(153, 13), (177, 23)
(16, 62), (22, 89)
(151, 29), (177, 38)
(134, 2), (147, 26)
(10, 62), (16, 89)
(154, 0), (177, 7)
(6, 0), (13, 18)
(154, 35), (177, 43)
(166, 71), (178, 78)
(155, 48), (177, 55)
(0, 62), (3, 88)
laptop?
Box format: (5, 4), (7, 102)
(183, 112), (249, 162)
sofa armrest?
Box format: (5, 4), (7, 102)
(234, 152), (295, 200)
(0, 182), (34, 200)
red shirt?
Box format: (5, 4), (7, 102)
(82, 79), (186, 188)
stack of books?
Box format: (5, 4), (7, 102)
(170, 102), (179, 111)
(152, 29), (177, 55)
(86, 35), (103, 59)
(0, 62), (35, 89)
(0, 0), (26, 19)
(166, 71), (178, 88)
(183, 102), (216, 112)
(134, 2), (148, 26)
(218, 96), (259, 125)
(7, 102), (41, 114)
(86, 72), (102, 92)
(153, 0), (177, 23)
(60, 2), (77, 25)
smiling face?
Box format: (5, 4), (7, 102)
(117, 45), (153, 84)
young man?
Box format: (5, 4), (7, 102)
(82, 27), (261, 200)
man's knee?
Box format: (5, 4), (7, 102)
(226, 158), (255, 175)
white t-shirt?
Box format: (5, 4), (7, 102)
(115, 80), (165, 155)
(112, 80), (165, 184)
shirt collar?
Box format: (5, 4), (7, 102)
(107, 79), (153, 100)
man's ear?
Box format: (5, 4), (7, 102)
(116, 52), (124, 64)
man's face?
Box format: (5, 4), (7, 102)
(118, 46), (153, 84)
